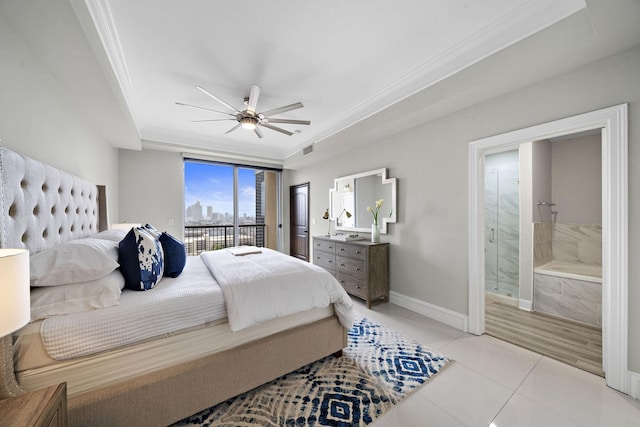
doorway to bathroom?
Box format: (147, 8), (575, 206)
(482, 133), (604, 376)
(467, 104), (629, 394)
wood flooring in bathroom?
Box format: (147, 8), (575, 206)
(485, 298), (603, 377)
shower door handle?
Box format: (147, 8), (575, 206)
(489, 228), (495, 243)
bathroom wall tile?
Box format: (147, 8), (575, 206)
(578, 240), (602, 266)
(534, 287), (599, 326)
(561, 279), (601, 304)
(534, 274), (561, 295)
(552, 223), (602, 264)
(552, 240), (579, 263)
(534, 242), (552, 267)
(533, 223), (553, 267)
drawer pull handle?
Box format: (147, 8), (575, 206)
(356, 268), (361, 271)
(328, 260), (332, 263)
(340, 248), (344, 251)
(340, 263), (345, 267)
(356, 251), (361, 254)
(355, 285), (360, 289)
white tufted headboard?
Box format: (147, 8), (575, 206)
(0, 147), (108, 254)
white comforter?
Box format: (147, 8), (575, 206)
(200, 247), (354, 331)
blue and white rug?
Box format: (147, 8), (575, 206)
(173, 315), (451, 426)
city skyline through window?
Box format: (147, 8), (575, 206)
(184, 161), (258, 226)
(183, 160), (280, 254)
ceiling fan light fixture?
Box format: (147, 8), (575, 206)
(240, 117), (257, 130)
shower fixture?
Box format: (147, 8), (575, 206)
(537, 201), (555, 206)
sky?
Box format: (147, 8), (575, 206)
(184, 161), (257, 217)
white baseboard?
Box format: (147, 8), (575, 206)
(630, 371), (640, 400)
(389, 291), (469, 332)
(519, 299), (533, 311)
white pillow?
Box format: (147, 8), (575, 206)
(30, 238), (119, 286)
(30, 270), (125, 320)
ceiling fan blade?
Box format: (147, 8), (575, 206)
(246, 85), (260, 115)
(190, 118), (235, 122)
(196, 86), (240, 113)
(264, 118), (310, 125)
(225, 123), (242, 134)
(175, 102), (235, 117)
(261, 122), (293, 136)
(254, 126), (264, 139)
(260, 102), (303, 117)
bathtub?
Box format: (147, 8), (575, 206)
(534, 260), (602, 283)
(533, 260), (602, 327)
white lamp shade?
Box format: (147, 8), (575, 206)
(0, 249), (30, 336)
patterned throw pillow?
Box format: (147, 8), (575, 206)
(118, 227), (164, 291)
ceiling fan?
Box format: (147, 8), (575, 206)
(176, 85), (310, 138)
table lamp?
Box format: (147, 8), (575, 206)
(0, 249), (30, 399)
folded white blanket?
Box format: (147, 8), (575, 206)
(226, 246), (262, 256)
(200, 248), (354, 331)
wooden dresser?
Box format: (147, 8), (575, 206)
(313, 236), (389, 308)
(0, 383), (67, 427)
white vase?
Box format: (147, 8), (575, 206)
(371, 223), (380, 243)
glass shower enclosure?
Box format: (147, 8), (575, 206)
(485, 151), (520, 298)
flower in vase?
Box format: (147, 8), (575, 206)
(367, 199), (384, 225)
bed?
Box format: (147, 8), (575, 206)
(0, 146), (352, 427)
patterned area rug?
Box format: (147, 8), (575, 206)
(173, 315), (451, 426)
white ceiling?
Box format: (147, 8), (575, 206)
(83, 0), (586, 164)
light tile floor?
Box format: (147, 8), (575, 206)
(351, 299), (640, 427)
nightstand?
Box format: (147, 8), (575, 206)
(0, 383), (67, 427)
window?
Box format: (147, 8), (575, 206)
(184, 160), (281, 255)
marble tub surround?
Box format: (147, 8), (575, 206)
(534, 273), (601, 327)
(533, 222), (553, 267)
(535, 261), (602, 283)
(533, 222), (602, 267)
(551, 223), (602, 265)
(532, 222), (602, 327)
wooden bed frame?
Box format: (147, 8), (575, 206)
(0, 147), (348, 426)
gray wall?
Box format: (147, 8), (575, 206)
(552, 134), (602, 223)
(118, 149), (185, 238)
(286, 45), (640, 371)
(0, 4), (119, 222)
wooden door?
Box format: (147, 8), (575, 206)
(290, 183), (310, 261)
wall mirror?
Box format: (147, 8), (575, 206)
(330, 168), (397, 234)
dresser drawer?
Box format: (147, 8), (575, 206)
(336, 256), (366, 280)
(336, 243), (366, 260)
(314, 239), (336, 253)
(313, 250), (336, 272)
(336, 272), (367, 300)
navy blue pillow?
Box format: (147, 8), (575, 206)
(143, 224), (186, 278)
(159, 232), (186, 277)
(118, 227), (164, 291)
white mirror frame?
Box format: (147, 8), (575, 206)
(330, 168), (397, 234)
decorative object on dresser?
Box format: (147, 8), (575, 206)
(0, 249), (30, 399)
(0, 383), (67, 427)
(367, 199), (385, 243)
(313, 236), (389, 308)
